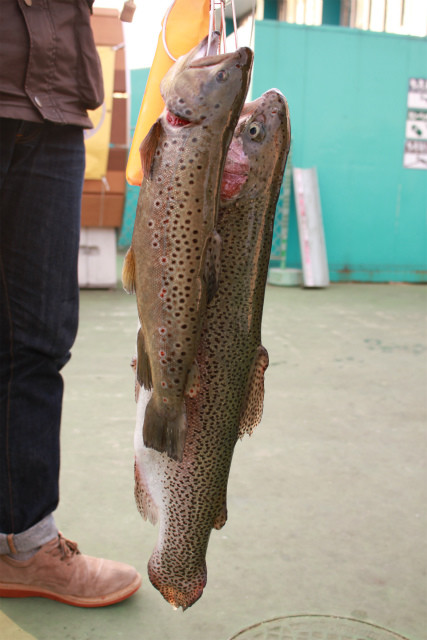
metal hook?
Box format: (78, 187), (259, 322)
(230, 0), (239, 50)
(163, 0), (240, 63)
(162, 1), (177, 62)
(213, 0), (239, 53)
(207, 0), (216, 55)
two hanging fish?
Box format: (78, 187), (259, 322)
(123, 35), (291, 609)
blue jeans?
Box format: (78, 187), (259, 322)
(0, 119), (85, 535)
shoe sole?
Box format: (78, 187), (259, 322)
(0, 573), (142, 608)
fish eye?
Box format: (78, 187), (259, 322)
(247, 122), (265, 141)
(216, 69), (229, 82)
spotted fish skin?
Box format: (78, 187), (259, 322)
(123, 35), (253, 462)
(134, 90), (291, 610)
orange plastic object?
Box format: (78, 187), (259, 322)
(126, 0), (211, 185)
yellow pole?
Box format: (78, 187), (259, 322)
(126, 0), (211, 185)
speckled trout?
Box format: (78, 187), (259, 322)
(134, 90), (291, 609)
(123, 34), (253, 461)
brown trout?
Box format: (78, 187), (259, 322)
(123, 34), (253, 462)
(134, 89), (291, 609)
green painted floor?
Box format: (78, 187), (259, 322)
(1, 271), (426, 640)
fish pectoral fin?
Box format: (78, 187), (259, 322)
(203, 230), (222, 304)
(184, 361), (200, 398)
(130, 355), (137, 372)
(238, 345), (269, 438)
(122, 246), (136, 294)
(140, 118), (163, 178)
(137, 328), (153, 390)
(143, 399), (187, 462)
(134, 459), (158, 525)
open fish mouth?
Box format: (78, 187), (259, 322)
(189, 31), (220, 64)
(189, 32), (247, 69)
(189, 47), (249, 70)
(165, 110), (193, 127)
(189, 50), (243, 69)
(163, 34), (252, 129)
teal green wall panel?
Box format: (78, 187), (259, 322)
(254, 22), (427, 281)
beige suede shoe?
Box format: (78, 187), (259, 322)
(0, 533), (142, 607)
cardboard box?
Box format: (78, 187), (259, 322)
(110, 96), (128, 146)
(89, 8), (124, 45)
(81, 194), (125, 228)
(83, 170), (126, 195)
(82, 8), (128, 229)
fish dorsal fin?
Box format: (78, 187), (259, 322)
(122, 246), (136, 294)
(238, 345), (269, 438)
(140, 119), (163, 178)
(137, 328), (153, 390)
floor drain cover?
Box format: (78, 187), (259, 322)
(229, 615), (410, 640)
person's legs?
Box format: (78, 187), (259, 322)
(0, 119), (83, 537)
(0, 119), (141, 605)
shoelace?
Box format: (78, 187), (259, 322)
(51, 533), (81, 561)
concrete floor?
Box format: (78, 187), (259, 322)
(1, 270), (426, 640)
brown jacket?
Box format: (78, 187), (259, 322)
(0, 0), (104, 128)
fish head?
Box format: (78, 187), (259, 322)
(220, 89), (291, 202)
(160, 34), (253, 126)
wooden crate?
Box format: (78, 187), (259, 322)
(81, 8), (128, 229)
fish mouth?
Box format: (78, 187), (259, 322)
(189, 48), (248, 69)
(241, 89), (288, 121)
(166, 110), (193, 127)
(189, 51), (240, 69)
(188, 31), (221, 67)
(188, 32), (249, 69)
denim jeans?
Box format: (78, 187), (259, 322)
(0, 118), (85, 535)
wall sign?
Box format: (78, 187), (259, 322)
(404, 78), (427, 170)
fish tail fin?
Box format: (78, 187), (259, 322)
(140, 119), (163, 178)
(122, 246), (136, 294)
(143, 399), (187, 462)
